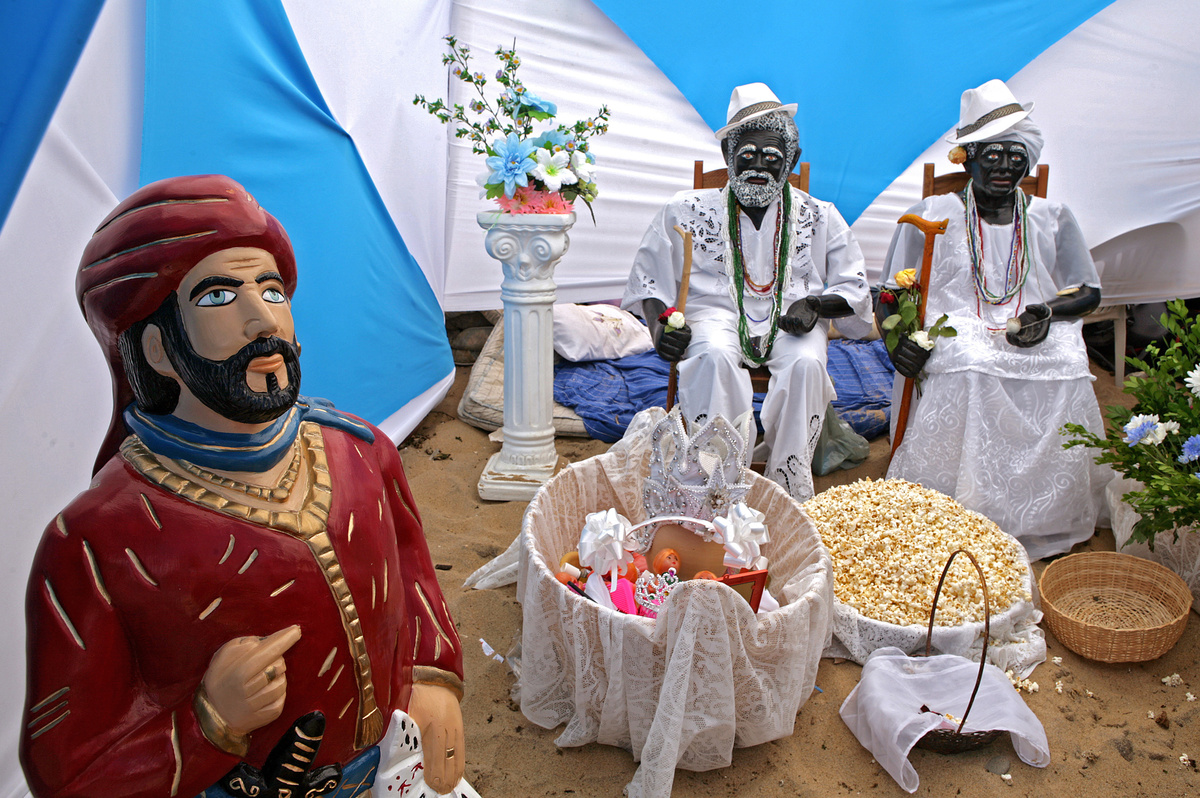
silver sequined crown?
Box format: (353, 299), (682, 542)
(642, 407), (754, 522)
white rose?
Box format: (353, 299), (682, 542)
(666, 311), (685, 331)
(910, 330), (935, 350)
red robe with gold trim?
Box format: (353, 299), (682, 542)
(20, 420), (462, 798)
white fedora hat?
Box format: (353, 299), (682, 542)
(714, 82), (798, 140)
(947, 79), (1034, 144)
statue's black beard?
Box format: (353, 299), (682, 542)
(728, 168), (787, 209)
(158, 301), (302, 424)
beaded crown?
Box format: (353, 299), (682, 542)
(642, 407), (754, 524)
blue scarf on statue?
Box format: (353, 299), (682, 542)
(124, 396), (375, 473)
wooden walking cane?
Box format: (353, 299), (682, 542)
(665, 224), (693, 410)
(889, 214), (948, 457)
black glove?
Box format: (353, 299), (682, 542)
(218, 712), (342, 798)
(654, 323), (691, 362)
(779, 296), (821, 335)
(889, 335), (932, 380)
(1005, 303), (1052, 348)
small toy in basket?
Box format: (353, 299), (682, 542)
(840, 550), (1049, 793)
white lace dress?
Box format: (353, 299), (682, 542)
(622, 186), (872, 501)
(512, 409), (833, 798)
(882, 192), (1111, 560)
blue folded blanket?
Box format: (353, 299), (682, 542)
(554, 339), (894, 444)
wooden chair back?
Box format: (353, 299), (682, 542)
(922, 163), (1048, 199)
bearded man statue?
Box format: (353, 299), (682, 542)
(20, 175), (471, 798)
(623, 83), (873, 501)
(878, 79), (1109, 560)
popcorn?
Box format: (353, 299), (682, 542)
(1055, 680), (1063, 694)
(1162, 673), (1184, 687)
(1187, 692), (1196, 702)
(1052, 656), (1062, 666)
(804, 479), (1029, 626)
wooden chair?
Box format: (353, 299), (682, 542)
(922, 162), (1124, 385)
(688, 160), (812, 398)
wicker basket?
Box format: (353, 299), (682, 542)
(1039, 551), (1192, 663)
(915, 549), (1004, 754)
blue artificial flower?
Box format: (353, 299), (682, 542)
(1123, 417), (1158, 446)
(531, 129), (572, 151)
(1180, 434), (1200, 464)
(506, 87), (556, 116)
(485, 133), (537, 197)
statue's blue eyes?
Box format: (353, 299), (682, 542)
(196, 289), (236, 307)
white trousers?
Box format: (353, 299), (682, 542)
(677, 316), (835, 501)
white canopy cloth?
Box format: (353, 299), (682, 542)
(512, 408), (833, 798)
(882, 192), (1111, 560)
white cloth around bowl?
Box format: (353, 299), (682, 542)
(513, 408), (833, 798)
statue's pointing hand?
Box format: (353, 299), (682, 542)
(203, 624), (303, 737)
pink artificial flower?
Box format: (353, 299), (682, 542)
(539, 192), (574, 214)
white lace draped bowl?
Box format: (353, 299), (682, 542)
(514, 412), (833, 798)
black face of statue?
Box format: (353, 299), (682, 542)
(966, 141), (1030, 201)
(727, 128), (794, 209)
(157, 296), (302, 425)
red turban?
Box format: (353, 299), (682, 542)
(76, 175), (297, 473)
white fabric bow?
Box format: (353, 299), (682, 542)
(712, 502), (769, 571)
(578, 508), (636, 588)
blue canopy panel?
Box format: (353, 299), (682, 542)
(0, 0), (104, 228)
(592, 0), (1114, 224)
(140, 0), (451, 426)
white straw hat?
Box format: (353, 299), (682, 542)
(714, 82), (798, 140)
(947, 79), (1033, 144)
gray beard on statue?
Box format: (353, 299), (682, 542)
(728, 167), (788, 209)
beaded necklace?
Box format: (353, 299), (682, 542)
(728, 186), (791, 365)
(964, 179), (1032, 308)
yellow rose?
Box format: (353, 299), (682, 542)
(895, 269), (917, 289)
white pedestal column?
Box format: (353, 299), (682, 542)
(476, 211), (575, 501)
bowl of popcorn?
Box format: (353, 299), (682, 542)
(804, 478), (1041, 669)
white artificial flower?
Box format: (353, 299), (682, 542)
(1187, 364), (1200, 399)
(570, 150), (597, 183)
(910, 330), (935, 350)
(532, 148), (577, 191)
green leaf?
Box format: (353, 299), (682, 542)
(900, 304), (917, 324)
(880, 314), (901, 332)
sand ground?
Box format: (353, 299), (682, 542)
(399, 363), (1199, 797)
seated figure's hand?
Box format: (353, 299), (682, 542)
(779, 296), (821, 335)
(655, 324), (691, 362)
(1005, 303), (1052, 348)
(889, 335), (932, 380)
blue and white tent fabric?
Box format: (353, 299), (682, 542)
(3, 1), (1200, 794)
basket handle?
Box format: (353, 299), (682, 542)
(924, 548), (991, 735)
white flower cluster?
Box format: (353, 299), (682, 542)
(804, 478), (1029, 627)
(1186, 364), (1200, 399)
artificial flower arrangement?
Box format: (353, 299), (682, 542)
(1063, 299), (1200, 546)
(414, 36), (609, 218)
(879, 268), (956, 362)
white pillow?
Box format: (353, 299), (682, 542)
(552, 303), (654, 362)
